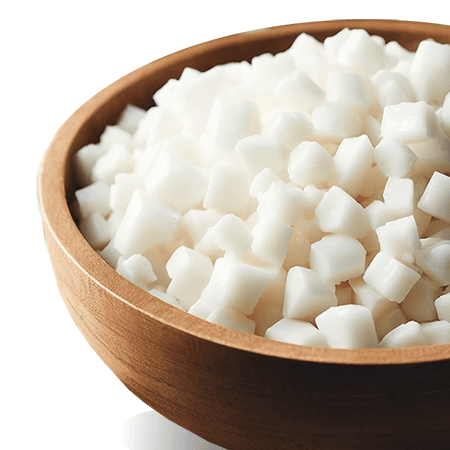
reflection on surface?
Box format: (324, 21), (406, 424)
(121, 410), (225, 450)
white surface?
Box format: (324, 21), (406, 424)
(2, 1), (449, 449)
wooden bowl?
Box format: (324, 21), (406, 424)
(38, 19), (450, 450)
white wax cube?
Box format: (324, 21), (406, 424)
(275, 70), (325, 112)
(380, 321), (428, 348)
(374, 137), (418, 178)
(251, 217), (294, 267)
(380, 101), (438, 144)
(235, 134), (291, 175)
(266, 318), (328, 347)
(114, 190), (180, 257)
(188, 299), (213, 319)
(283, 228), (310, 270)
(325, 71), (376, 112)
(421, 320), (450, 345)
(337, 28), (385, 77)
(315, 305), (379, 349)
(375, 304), (408, 340)
(78, 212), (110, 250)
(415, 240), (450, 286)
(417, 171), (450, 223)
(148, 162), (208, 215)
(203, 163), (251, 217)
(116, 104), (146, 134)
(117, 254), (157, 291)
(210, 214), (253, 257)
(263, 110), (313, 149)
(249, 168), (283, 199)
(287, 141), (334, 188)
(310, 235), (367, 284)
(149, 288), (183, 309)
(383, 177), (415, 219)
(166, 246), (214, 310)
(409, 39), (450, 104)
(73, 143), (107, 187)
(400, 277), (438, 322)
(133, 107), (183, 149)
(207, 307), (256, 334)
(435, 292), (450, 322)
(249, 267), (286, 331)
(315, 185), (369, 238)
(370, 70), (415, 109)
(251, 51), (296, 89)
(363, 252), (421, 303)
(206, 98), (261, 151)
(110, 173), (144, 216)
(175, 66), (227, 137)
(283, 266), (338, 322)
(257, 183), (308, 225)
(100, 125), (132, 151)
(216, 259), (273, 315)
(332, 134), (374, 197)
(98, 240), (121, 268)
(349, 276), (397, 322)
(92, 143), (133, 184)
(375, 215), (421, 259)
(311, 102), (364, 142)
(75, 181), (111, 219)
(180, 208), (224, 246)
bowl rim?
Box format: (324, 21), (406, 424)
(38, 18), (450, 367)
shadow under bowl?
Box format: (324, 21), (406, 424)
(38, 19), (450, 450)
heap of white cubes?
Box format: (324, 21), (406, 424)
(73, 28), (450, 348)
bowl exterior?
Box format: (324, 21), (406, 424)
(39, 20), (450, 450)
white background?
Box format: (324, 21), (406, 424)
(2, 1), (449, 449)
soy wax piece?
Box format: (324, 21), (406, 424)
(332, 134), (374, 197)
(420, 320), (450, 345)
(310, 235), (366, 284)
(263, 110), (313, 149)
(251, 217), (294, 267)
(315, 305), (378, 349)
(435, 292), (450, 322)
(283, 266), (338, 322)
(287, 141), (334, 188)
(380, 321), (428, 348)
(166, 246), (214, 310)
(78, 212), (110, 250)
(415, 240), (450, 286)
(417, 171), (450, 223)
(266, 318), (328, 347)
(374, 136), (418, 177)
(311, 102), (364, 142)
(337, 28), (385, 77)
(363, 252), (421, 303)
(114, 190), (180, 257)
(375, 215), (421, 259)
(75, 181), (111, 219)
(235, 134), (291, 175)
(349, 276), (397, 322)
(409, 39), (450, 105)
(210, 214), (253, 257)
(149, 288), (183, 309)
(315, 185), (369, 238)
(400, 277), (438, 323)
(117, 254), (158, 291)
(207, 307), (256, 334)
(380, 101), (438, 144)
(203, 163), (251, 217)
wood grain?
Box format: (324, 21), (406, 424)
(39, 20), (450, 449)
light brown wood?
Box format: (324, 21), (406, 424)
(38, 20), (450, 450)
